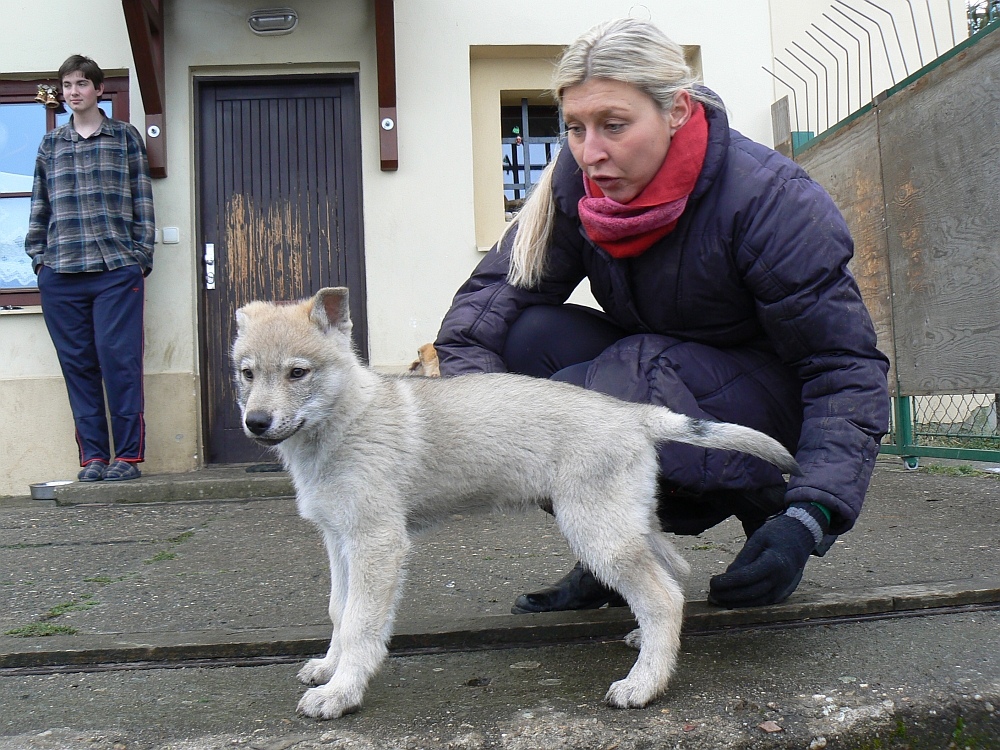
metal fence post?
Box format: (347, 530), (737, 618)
(894, 396), (919, 469)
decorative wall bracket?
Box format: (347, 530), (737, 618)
(122, 0), (167, 177)
(375, 0), (398, 170)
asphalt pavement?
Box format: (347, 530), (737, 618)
(1, 456), (999, 749)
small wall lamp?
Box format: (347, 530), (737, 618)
(248, 7), (298, 35)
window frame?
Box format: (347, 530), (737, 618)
(500, 96), (564, 213)
(0, 76), (129, 306)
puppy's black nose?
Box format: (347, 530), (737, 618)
(245, 411), (273, 435)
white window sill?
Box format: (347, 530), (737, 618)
(0, 305), (42, 315)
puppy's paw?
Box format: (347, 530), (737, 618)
(623, 628), (643, 651)
(297, 656), (338, 686)
(605, 676), (661, 709)
(296, 685), (362, 720)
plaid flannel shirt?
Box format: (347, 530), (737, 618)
(25, 115), (155, 274)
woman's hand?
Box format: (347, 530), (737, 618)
(708, 503), (830, 608)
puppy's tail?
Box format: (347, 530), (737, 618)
(644, 407), (801, 476)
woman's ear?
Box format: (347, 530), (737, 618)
(667, 89), (693, 134)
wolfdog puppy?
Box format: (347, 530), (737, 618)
(231, 287), (799, 720)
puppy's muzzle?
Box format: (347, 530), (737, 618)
(243, 410), (301, 444)
(243, 411), (288, 445)
(245, 410), (274, 436)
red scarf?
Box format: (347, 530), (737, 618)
(578, 103), (708, 259)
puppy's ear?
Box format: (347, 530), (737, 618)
(235, 308), (249, 332)
(310, 287), (353, 336)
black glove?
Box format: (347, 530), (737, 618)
(708, 502), (830, 608)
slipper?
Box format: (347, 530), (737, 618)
(104, 460), (142, 481)
(77, 461), (108, 482)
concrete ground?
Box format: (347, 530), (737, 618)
(1, 456), (999, 749)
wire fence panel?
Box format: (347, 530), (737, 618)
(912, 393), (1000, 446)
(882, 395), (1000, 465)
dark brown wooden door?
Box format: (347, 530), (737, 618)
(197, 76), (366, 464)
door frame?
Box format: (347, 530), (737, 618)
(192, 73), (367, 464)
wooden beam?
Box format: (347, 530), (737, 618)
(374, 0), (398, 171)
(138, 0), (162, 32)
(122, 0), (167, 177)
(122, 0), (163, 114)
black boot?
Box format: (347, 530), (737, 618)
(511, 561), (626, 614)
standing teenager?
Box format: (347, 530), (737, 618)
(25, 55), (155, 481)
(434, 19), (890, 609)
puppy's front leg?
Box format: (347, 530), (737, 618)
(297, 522), (410, 720)
(298, 525), (348, 686)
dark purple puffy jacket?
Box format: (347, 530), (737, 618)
(434, 100), (890, 534)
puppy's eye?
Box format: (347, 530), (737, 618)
(289, 367), (309, 380)
(242, 369), (254, 381)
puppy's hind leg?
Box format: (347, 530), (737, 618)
(558, 474), (686, 709)
(623, 532), (691, 652)
(298, 524), (348, 686)
(599, 532), (686, 709)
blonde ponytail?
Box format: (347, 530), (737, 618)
(505, 159), (557, 288)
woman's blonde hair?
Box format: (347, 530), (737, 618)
(506, 18), (717, 288)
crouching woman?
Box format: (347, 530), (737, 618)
(434, 18), (890, 610)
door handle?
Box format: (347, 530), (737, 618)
(204, 243), (216, 289)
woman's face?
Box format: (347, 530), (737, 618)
(562, 78), (691, 203)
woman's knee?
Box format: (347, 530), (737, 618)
(503, 304), (628, 379)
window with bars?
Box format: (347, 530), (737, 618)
(500, 96), (563, 218)
(0, 77), (128, 306)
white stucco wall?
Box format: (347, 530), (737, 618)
(1, 0), (782, 493)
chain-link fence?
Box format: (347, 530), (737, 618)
(882, 394), (1000, 467)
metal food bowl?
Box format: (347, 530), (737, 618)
(29, 480), (74, 500)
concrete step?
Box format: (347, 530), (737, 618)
(6, 465), (294, 506)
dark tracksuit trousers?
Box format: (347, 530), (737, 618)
(501, 303), (801, 535)
(37, 264), (146, 466)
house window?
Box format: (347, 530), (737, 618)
(468, 46), (563, 252)
(0, 77), (128, 307)
(501, 97), (563, 218)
